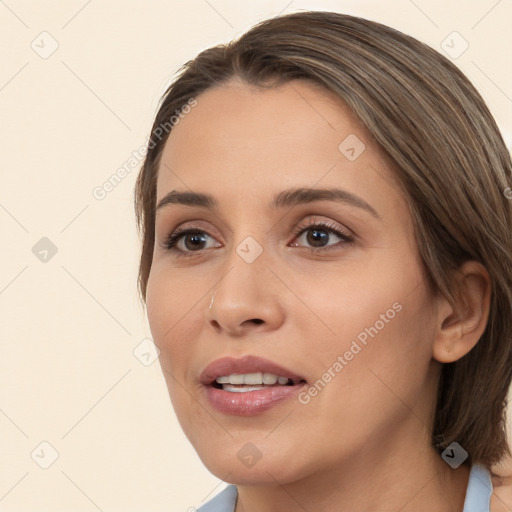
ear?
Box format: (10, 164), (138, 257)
(432, 261), (491, 363)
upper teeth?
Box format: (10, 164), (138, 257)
(215, 372), (290, 385)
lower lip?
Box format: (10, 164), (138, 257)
(204, 383), (306, 416)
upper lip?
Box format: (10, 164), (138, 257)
(200, 355), (307, 385)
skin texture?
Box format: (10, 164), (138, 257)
(145, 79), (491, 512)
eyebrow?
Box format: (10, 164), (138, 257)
(155, 187), (380, 219)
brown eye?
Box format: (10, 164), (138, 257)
(180, 231), (209, 251)
(291, 222), (354, 251)
(163, 228), (220, 256)
(305, 228), (330, 247)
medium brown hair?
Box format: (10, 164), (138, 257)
(134, 10), (512, 471)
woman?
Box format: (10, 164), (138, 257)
(134, 11), (512, 511)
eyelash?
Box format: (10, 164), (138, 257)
(162, 219), (354, 258)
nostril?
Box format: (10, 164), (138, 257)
(251, 319), (264, 325)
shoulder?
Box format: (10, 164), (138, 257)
(196, 485), (238, 512)
(463, 464), (493, 511)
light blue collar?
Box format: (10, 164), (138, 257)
(463, 464), (493, 511)
(197, 484), (237, 512)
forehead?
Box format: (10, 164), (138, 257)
(156, 79), (400, 209)
(161, 79), (364, 156)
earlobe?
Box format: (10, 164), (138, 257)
(432, 261), (491, 364)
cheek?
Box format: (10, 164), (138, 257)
(297, 248), (434, 388)
(292, 253), (416, 344)
(145, 267), (205, 371)
(146, 269), (209, 426)
(315, 273), (434, 406)
(289, 270), (435, 460)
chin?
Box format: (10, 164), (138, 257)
(200, 451), (304, 486)
(190, 432), (312, 486)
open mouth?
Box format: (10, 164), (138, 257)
(210, 372), (306, 392)
(200, 355), (308, 415)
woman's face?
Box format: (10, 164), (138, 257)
(146, 79), (441, 484)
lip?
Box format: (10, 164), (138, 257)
(200, 355), (306, 385)
(200, 355), (307, 416)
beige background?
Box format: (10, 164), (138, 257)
(1, 1), (511, 510)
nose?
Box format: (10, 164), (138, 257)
(204, 252), (285, 338)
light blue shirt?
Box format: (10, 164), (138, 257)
(197, 464), (493, 511)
